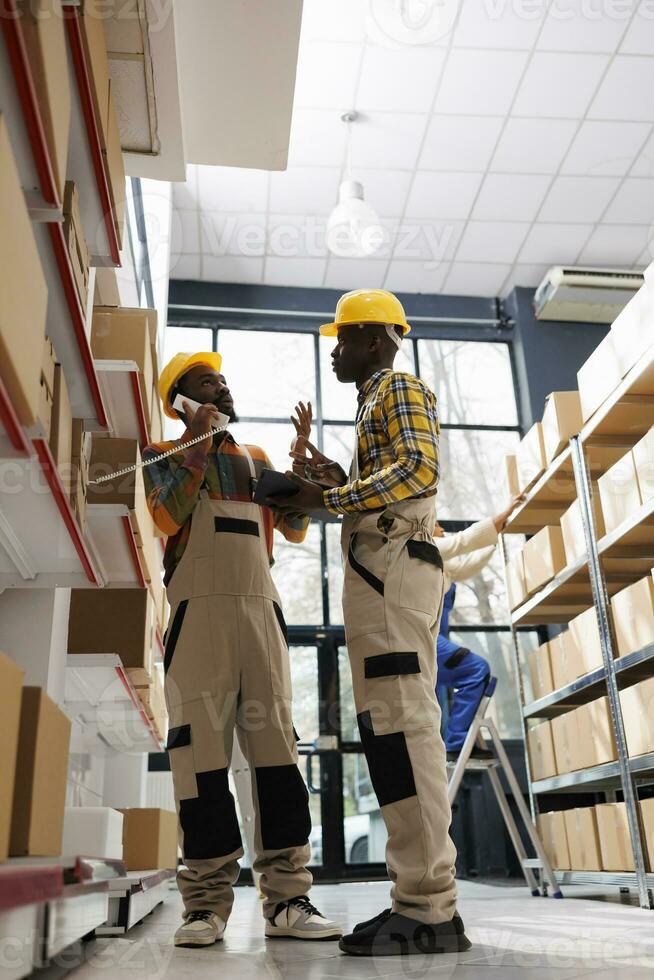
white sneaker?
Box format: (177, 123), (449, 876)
(265, 896), (343, 941)
(174, 909), (226, 947)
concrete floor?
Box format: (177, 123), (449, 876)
(48, 880), (654, 979)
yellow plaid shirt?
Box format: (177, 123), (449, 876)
(324, 369), (440, 515)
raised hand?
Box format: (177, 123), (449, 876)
(289, 438), (348, 489)
(290, 401), (313, 473)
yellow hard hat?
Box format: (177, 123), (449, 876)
(159, 351), (223, 419)
(320, 289), (411, 337)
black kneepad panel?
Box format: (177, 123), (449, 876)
(179, 767), (242, 860)
(443, 646), (470, 669)
(255, 765), (311, 851)
(357, 711), (417, 807)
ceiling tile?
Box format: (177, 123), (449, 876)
(287, 109), (348, 167)
(472, 174), (551, 222)
(539, 176), (621, 222)
(620, 7), (654, 55)
(405, 171), (483, 220)
(323, 257), (389, 290)
(537, 2), (631, 53)
(419, 115), (504, 172)
(169, 253), (201, 281)
(603, 178), (654, 224)
(363, 5), (453, 48)
(561, 121), (651, 177)
(453, 0), (546, 48)
(445, 262), (512, 297)
(171, 209), (200, 255)
(267, 213), (327, 258)
(390, 219), (464, 264)
(269, 167), (341, 214)
(490, 118), (577, 174)
(513, 52), (609, 119)
(631, 129), (654, 177)
(294, 40), (361, 109)
(578, 225), (650, 266)
(354, 169), (413, 217)
(456, 221), (530, 264)
(201, 255), (264, 284)
(200, 212), (267, 258)
(300, 0), (367, 43)
(435, 49), (528, 116)
(518, 223), (593, 264)
(350, 112), (426, 169)
(172, 165), (199, 209)
(501, 264), (551, 295)
(638, 246), (654, 267)
(264, 257), (328, 288)
(197, 166), (268, 212)
(356, 45), (445, 114)
(384, 260), (450, 294)
(588, 57), (654, 121)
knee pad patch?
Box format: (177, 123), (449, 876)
(255, 764), (311, 850)
(357, 710), (417, 807)
(179, 767), (242, 860)
(444, 646), (470, 669)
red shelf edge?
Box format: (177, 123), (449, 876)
(62, 5), (121, 266)
(0, 376), (30, 455)
(128, 370), (149, 446)
(120, 514), (147, 588)
(32, 438), (101, 585)
(0, 865), (63, 914)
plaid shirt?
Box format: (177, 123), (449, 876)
(324, 369), (440, 515)
(143, 431), (309, 584)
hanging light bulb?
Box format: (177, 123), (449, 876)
(326, 112), (386, 259)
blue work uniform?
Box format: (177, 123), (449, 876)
(437, 584), (490, 752)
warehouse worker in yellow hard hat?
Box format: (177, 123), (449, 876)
(142, 352), (342, 947)
(269, 289), (470, 958)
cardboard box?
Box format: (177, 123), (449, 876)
(104, 84), (126, 250)
(577, 332), (623, 423)
(528, 642), (554, 702)
(149, 387), (164, 445)
(551, 710), (580, 775)
(41, 336), (56, 397)
(542, 392), (583, 464)
(63, 182), (91, 311)
(68, 589), (155, 685)
(598, 451), (642, 536)
(36, 378), (53, 441)
(0, 652), (24, 861)
(633, 426), (654, 504)
(0, 115), (48, 426)
(619, 678), (654, 758)
(611, 285), (654, 379)
(568, 606), (605, 677)
(640, 798), (654, 873)
(523, 525), (567, 594)
(119, 808), (178, 871)
(86, 438), (155, 561)
(70, 419), (89, 532)
(137, 667), (164, 721)
(505, 550), (528, 610)
(560, 489), (605, 566)
(549, 630), (578, 690)
(528, 721), (557, 781)
(10, 688), (71, 856)
(563, 807), (603, 871)
(539, 811), (571, 870)
(577, 697), (617, 769)
(516, 422), (548, 493)
(18, 0), (71, 201)
(49, 363), (72, 477)
(62, 807), (124, 861)
(611, 574), (654, 659)
(91, 310), (153, 426)
(80, 0), (111, 148)
(504, 454), (519, 498)
(595, 803), (635, 872)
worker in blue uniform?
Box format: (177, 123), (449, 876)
(434, 493), (523, 762)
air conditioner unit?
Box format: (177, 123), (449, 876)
(534, 266), (645, 324)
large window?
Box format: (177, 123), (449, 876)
(163, 315), (538, 875)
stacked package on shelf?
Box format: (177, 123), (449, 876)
(91, 308), (155, 432)
(540, 800), (654, 874)
(0, 652), (24, 862)
(62, 182), (91, 312)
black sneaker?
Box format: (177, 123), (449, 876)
(339, 910), (471, 957)
(447, 745), (494, 763)
(352, 908), (392, 933)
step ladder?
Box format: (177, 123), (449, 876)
(446, 677), (562, 898)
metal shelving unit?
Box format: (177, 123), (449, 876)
(502, 337), (654, 910)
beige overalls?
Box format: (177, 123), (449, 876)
(163, 447), (312, 922)
(341, 448), (458, 924)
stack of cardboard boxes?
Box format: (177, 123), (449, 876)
(540, 799), (654, 873)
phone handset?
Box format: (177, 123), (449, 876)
(172, 393), (230, 432)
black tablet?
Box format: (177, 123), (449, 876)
(253, 468), (299, 505)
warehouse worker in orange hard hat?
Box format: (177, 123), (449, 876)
(142, 352), (342, 947)
(269, 289), (470, 958)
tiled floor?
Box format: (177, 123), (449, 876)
(49, 879), (654, 979)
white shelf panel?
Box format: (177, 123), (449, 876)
(84, 503), (147, 589)
(95, 360), (149, 443)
